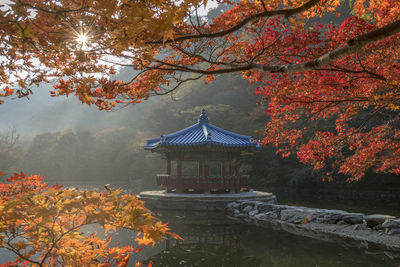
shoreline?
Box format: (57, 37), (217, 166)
(226, 200), (400, 257)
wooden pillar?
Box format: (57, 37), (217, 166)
(221, 161), (226, 178)
(177, 159), (182, 179)
(229, 162), (233, 177)
(235, 163), (240, 178)
(204, 160), (209, 177)
(167, 158), (171, 175)
(198, 160), (203, 178)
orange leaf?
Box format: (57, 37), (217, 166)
(168, 232), (183, 240)
(135, 236), (153, 246)
(104, 224), (117, 234)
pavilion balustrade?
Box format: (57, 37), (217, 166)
(156, 174), (249, 191)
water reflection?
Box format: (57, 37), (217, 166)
(142, 210), (400, 267)
(144, 211), (258, 266)
(1, 209), (399, 266)
(241, 225), (399, 267)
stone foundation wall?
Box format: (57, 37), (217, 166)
(139, 190), (276, 211)
(226, 200), (400, 253)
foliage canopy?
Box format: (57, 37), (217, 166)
(1, 0), (399, 179)
(0, 172), (179, 266)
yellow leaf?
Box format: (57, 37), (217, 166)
(0, 235), (5, 247)
(163, 29), (175, 44)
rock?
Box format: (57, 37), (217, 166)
(226, 202), (240, 210)
(382, 218), (400, 228)
(314, 210), (345, 224)
(257, 203), (275, 213)
(251, 201), (264, 209)
(365, 214), (396, 228)
(264, 211), (279, 219)
(254, 213), (268, 221)
(352, 224), (367, 231)
(249, 210), (259, 217)
(323, 213), (344, 224)
(373, 225), (385, 230)
(243, 205), (254, 213)
(387, 228), (400, 235)
(233, 209), (240, 216)
(280, 208), (312, 224)
(239, 201), (255, 210)
(342, 213), (364, 225)
(273, 205), (291, 211)
(267, 205), (291, 217)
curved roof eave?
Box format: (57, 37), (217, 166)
(143, 108), (261, 151)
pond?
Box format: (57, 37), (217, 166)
(1, 209), (399, 266)
(268, 186), (400, 217)
(139, 210), (400, 267)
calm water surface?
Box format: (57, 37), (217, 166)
(140, 210), (400, 267)
(2, 184), (400, 266)
(1, 211), (399, 266)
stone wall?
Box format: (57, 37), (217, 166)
(139, 190), (276, 211)
(226, 200), (400, 253)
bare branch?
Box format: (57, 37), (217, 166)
(154, 75), (203, 95)
(260, 0), (268, 12)
(147, 0), (322, 44)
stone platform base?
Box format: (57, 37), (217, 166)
(138, 190), (276, 211)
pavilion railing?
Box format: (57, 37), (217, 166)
(156, 174), (249, 191)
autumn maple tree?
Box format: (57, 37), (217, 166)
(0, 172), (179, 266)
(0, 0), (399, 180)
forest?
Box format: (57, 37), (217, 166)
(2, 70), (399, 210)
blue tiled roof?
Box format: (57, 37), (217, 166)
(144, 108), (261, 150)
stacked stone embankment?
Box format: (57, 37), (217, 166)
(226, 201), (400, 253)
(139, 190), (276, 211)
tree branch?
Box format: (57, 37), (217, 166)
(251, 20), (400, 73)
(147, 0), (322, 44)
(154, 75), (203, 95)
(153, 59), (253, 74)
(146, 20), (399, 78)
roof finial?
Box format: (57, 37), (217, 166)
(199, 107), (209, 123)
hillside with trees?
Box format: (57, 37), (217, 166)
(2, 71), (400, 215)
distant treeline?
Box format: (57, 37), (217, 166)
(2, 72), (399, 198)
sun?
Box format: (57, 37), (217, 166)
(76, 33), (88, 45)
(71, 24), (92, 50)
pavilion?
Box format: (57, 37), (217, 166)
(144, 108), (261, 193)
